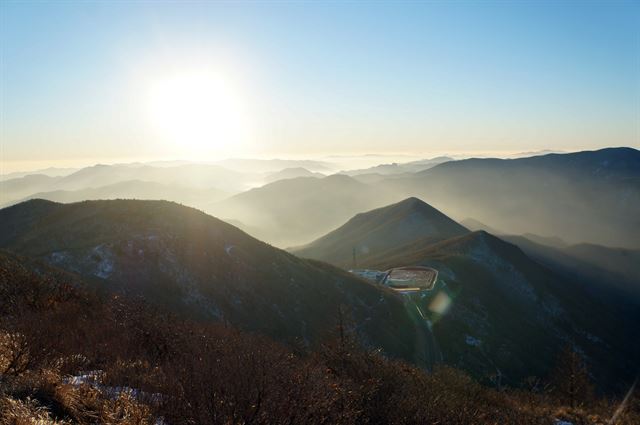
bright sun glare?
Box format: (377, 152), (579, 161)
(148, 72), (249, 156)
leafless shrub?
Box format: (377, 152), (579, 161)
(0, 395), (70, 425)
(1, 255), (639, 424)
(0, 332), (32, 377)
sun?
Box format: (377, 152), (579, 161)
(147, 71), (249, 156)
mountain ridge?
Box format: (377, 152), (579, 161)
(0, 198), (422, 363)
(291, 199), (639, 389)
(292, 197), (469, 268)
(379, 147), (640, 248)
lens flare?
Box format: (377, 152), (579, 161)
(428, 291), (452, 316)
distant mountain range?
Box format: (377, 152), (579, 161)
(459, 217), (506, 236)
(2, 148), (638, 250)
(214, 158), (333, 173)
(211, 147), (639, 249)
(0, 166), (79, 181)
(339, 156), (454, 176)
(264, 167), (325, 183)
(0, 163), (251, 204)
(2, 180), (230, 210)
(0, 199), (420, 364)
(381, 147), (640, 249)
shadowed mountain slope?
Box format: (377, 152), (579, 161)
(0, 199), (419, 363)
(500, 235), (640, 298)
(5, 248), (634, 423)
(361, 230), (639, 390)
(292, 197), (469, 268)
(300, 200), (639, 390)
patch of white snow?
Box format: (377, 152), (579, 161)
(465, 335), (482, 347)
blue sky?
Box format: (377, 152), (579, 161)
(1, 1), (639, 170)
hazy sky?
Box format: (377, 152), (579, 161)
(1, 1), (639, 171)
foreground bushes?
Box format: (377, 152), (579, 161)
(1, 253), (638, 424)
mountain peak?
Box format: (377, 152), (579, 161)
(393, 196), (438, 212)
(350, 197), (465, 227)
(397, 196), (423, 206)
(292, 197), (468, 268)
(324, 173), (360, 183)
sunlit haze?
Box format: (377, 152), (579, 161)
(1, 1), (639, 173)
(147, 70), (251, 156)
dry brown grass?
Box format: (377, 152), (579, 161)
(0, 396), (69, 425)
(1, 252), (639, 425)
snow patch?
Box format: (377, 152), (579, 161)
(91, 245), (114, 279)
(465, 335), (482, 347)
(65, 370), (163, 406)
(584, 332), (603, 344)
(50, 251), (70, 264)
(63, 370), (103, 386)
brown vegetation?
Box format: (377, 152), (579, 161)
(1, 252), (638, 424)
